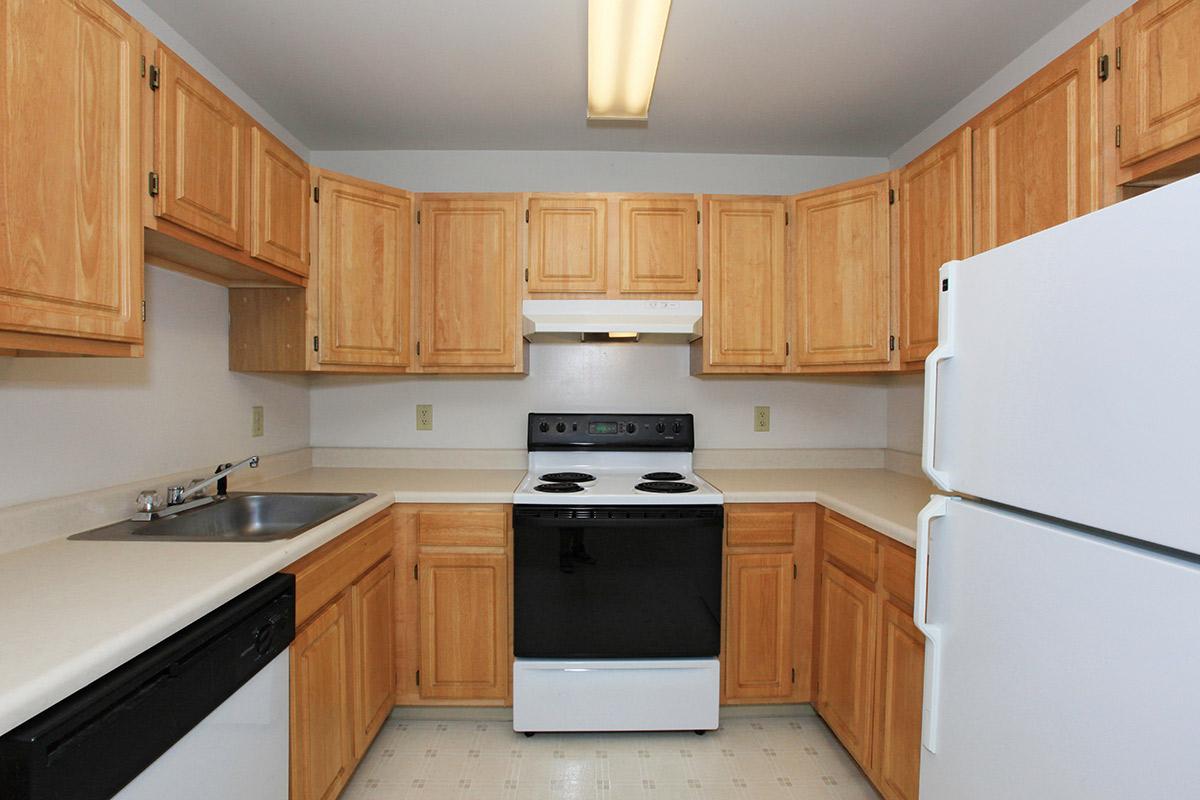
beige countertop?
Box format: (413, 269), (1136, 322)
(0, 464), (930, 737)
(699, 468), (941, 547)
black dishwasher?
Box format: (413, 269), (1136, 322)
(0, 573), (295, 800)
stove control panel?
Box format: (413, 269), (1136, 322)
(528, 413), (694, 451)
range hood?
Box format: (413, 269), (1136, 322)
(522, 299), (702, 343)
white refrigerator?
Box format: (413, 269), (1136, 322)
(917, 173), (1200, 799)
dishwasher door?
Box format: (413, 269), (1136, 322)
(114, 651), (288, 800)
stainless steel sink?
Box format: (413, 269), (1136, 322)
(69, 492), (376, 542)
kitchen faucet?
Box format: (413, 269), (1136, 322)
(133, 456), (259, 520)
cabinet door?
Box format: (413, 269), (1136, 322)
(792, 176), (891, 367)
(975, 35), (1101, 252)
(725, 553), (794, 700)
(899, 129), (972, 365)
(816, 561), (877, 764)
(702, 198), (788, 368)
(418, 196), (520, 368)
(317, 172), (413, 368)
(352, 557), (396, 758)
(418, 553), (509, 700)
(1119, 0), (1200, 166)
(291, 596), (354, 800)
(619, 197), (698, 294)
(0, 0), (143, 345)
(155, 45), (246, 248)
(872, 600), (925, 800)
(528, 196), (607, 293)
(250, 127), (309, 277)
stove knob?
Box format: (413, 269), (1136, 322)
(672, 421), (682, 434)
(655, 422), (665, 434)
(628, 422), (637, 434)
(538, 421), (549, 433)
(556, 422), (566, 433)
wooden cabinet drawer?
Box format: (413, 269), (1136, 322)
(727, 507), (795, 547)
(286, 510), (393, 625)
(822, 511), (878, 583)
(880, 542), (916, 609)
(418, 508), (508, 548)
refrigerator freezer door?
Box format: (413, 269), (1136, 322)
(918, 497), (1200, 799)
(923, 173), (1200, 555)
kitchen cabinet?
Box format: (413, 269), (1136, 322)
(619, 196), (699, 294)
(697, 197), (788, 371)
(527, 195), (608, 293)
(284, 510), (395, 799)
(250, 126), (310, 277)
(873, 597), (925, 800)
(973, 33), (1103, 252)
(154, 45), (247, 250)
(722, 505), (817, 703)
(418, 195), (523, 371)
(1117, 0), (1200, 176)
(791, 174), (893, 368)
(898, 129), (973, 366)
(0, 0), (144, 357)
(816, 560), (878, 764)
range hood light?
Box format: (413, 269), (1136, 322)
(607, 332), (639, 339)
(587, 0), (672, 120)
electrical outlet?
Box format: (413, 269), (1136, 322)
(251, 405), (264, 437)
(754, 406), (770, 432)
(416, 404), (433, 431)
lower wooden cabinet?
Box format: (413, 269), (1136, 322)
(285, 510), (396, 800)
(814, 509), (925, 800)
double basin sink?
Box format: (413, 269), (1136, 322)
(69, 492), (376, 543)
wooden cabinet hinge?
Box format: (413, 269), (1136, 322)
(793, 563), (797, 579)
(147, 171), (159, 197)
(148, 64), (160, 91)
(416, 341), (421, 356)
(416, 210), (421, 224)
(140, 55), (146, 78)
(414, 562), (419, 580)
(697, 210), (701, 225)
(785, 341), (790, 356)
(697, 268), (701, 283)
(889, 334), (895, 352)
(889, 188), (896, 205)
(312, 186), (319, 203)
(524, 267), (529, 283)
(1115, 125), (1122, 148)
(140, 300), (146, 322)
(785, 211), (789, 225)
(1115, 46), (1122, 70)
(525, 208), (530, 223)
(416, 670), (420, 686)
(312, 335), (319, 353)
(1098, 54), (1110, 82)
(791, 668), (796, 684)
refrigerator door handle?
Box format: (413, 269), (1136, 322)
(922, 261), (958, 490)
(915, 494), (949, 753)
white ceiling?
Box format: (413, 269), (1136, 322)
(139, 0), (1094, 156)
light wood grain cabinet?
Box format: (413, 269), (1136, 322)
(699, 197), (788, 370)
(816, 560), (878, 764)
(250, 126), (310, 277)
(418, 195), (522, 371)
(898, 129), (972, 366)
(527, 196), (608, 293)
(791, 174), (892, 368)
(872, 598), (925, 800)
(0, 0), (144, 356)
(155, 45), (247, 249)
(974, 34), (1102, 252)
(1118, 0), (1200, 170)
(290, 596), (354, 800)
(619, 196), (699, 294)
(318, 172), (414, 368)
(351, 557), (397, 757)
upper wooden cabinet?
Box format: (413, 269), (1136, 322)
(318, 172), (414, 369)
(974, 34), (1102, 252)
(619, 196), (699, 294)
(898, 129), (973, 365)
(1118, 0), (1200, 168)
(527, 195), (608, 293)
(700, 197), (788, 370)
(418, 195), (522, 371)
(155, 45), (247, 249)
(791, 175), (892, 367)
(0, 0), (144, 356)
(250, 126), (310, 277)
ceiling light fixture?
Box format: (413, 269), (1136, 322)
(587, 0), (672, 120)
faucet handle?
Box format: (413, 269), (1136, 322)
(135, 490), (163, 513)
(166, 485), (185, 505)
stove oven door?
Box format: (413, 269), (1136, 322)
(513, 505), (723, 659)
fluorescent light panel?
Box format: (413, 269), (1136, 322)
(588, 0), (671, 120)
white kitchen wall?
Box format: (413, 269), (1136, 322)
(0, 268), (310, 509)
(890, 0), (1129, 166)
(312, 344), (887, 451)
(307, 149), (893, 453)
(886, 374), (924, 455)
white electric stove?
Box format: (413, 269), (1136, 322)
(512, 413), (723, 734)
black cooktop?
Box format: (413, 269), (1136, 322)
(635, 481), (698, 494)
(539, 472), (596, 483)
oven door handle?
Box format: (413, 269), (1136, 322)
(518, 661), (715, 671)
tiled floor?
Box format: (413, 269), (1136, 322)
(342, 714), (880, 800)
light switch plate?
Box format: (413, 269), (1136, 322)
(251, 405), (264, 437)
(754, 406), (770, 432)
(416, 404), (433, 431)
